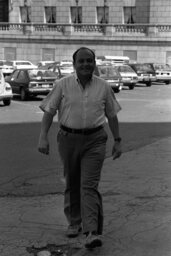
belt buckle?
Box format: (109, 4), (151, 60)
(83, 128), (90, 135)
(81, 129), (86, 135)
(71, 128), (76, 134)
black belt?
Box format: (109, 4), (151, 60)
(60, 125), (103, 135)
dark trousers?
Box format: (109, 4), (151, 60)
(57, 128), (108, 234)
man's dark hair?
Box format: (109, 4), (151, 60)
(73, 47), (96, 63)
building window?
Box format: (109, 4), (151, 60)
(4, 47), (16, 60)
(97, 6), (109, 24)
(42, 48), (55, 61)
(166, 51), (171, 65)
(123, 50), (137, 62)
(123, 7), (136, 24)
(0, 0), (8, 22)
(45, 7), (56, 23)
(70, 7), (82, 23)
(20, 6), (31, 22)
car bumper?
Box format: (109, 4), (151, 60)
(0, 94), (13, 101)
(28, 88), (53, 94)
(138, 76), (156, 82)
(122, 80), (138, 85)
(2, 71), (13, 74)
(156, 75), (171, 81)
(109, 82), (123, 89)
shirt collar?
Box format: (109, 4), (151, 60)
(74, 73), (94, 86)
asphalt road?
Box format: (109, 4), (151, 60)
(0, 82), (171, 196)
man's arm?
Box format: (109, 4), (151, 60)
(108, 115), (120, 139)
(107, 115), (122, 160)
(38, 111), (54, 155)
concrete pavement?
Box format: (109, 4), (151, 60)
(0, 137), (171, 256)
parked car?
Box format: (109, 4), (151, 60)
(94, 64), (123, 93)
(150, 63), (171, 84)
(113, 64), (138, 89)
(58, 65), (74, 77)
(5, 68), (57, 100)
(96, 55), (130, 64)
(1, 60), (37, 77)
(11, 60), (37, 70)
(0, 60), (6, 69)
(37, 61), (56, 68)
(129, 63), (157, 86)
(0, 70), (13, 106)
(47, 63), (74, 77)
(60, 60), (73, 66)
(1, 61), (14, 77)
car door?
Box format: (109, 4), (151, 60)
(6, 70), (20, 94)
(15, 70), (29, 94)
(53, 65), (63, 78)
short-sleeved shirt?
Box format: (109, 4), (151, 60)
(40, 74), (121, 129)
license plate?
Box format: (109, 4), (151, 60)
(42, 84), (49, 88)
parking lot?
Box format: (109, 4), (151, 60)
(0, 82), (171, 196)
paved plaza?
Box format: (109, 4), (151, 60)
(0, 137), (171, 255)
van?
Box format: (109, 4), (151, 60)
(94, 64), (123, 93)
(129, 63), (157, 87)
(96, 55), (130, 64)
(0, 70), (13, 105)
(114, 64), (138, 90)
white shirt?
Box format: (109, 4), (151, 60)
(40, 74), (121, 129)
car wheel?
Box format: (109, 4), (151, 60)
(146, 81), (152, 87)
(165, 80), (170, 85)
(3, 99), (11, 106)
(129, 85), (134, 90)
(114, 88), (120, 93)
(20, 88), (28, 101)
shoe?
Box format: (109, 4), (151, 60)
(85, 232), (102, 249)
(66, 224), (82, 238)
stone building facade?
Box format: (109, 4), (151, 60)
(0, 0), (171, 64)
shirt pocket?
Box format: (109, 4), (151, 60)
(90, 100), (104, 117)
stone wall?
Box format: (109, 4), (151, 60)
(150, 0), (171, 23)
(9, 0), (150, 24)
(3, 0), (171, 64)
(1, 35), (171, 64)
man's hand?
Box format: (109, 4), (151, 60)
(38, 136), (49, 155)
(112, 141), (122, 160)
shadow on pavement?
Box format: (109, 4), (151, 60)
(0, 121), (171, 196)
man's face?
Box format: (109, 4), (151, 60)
(73, 49), (96, 77)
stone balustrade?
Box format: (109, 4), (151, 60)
(0, 23), (171, 37)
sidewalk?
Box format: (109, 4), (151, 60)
(0, 137), (171, 256)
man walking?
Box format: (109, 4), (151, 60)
(38, 47), (122, 249)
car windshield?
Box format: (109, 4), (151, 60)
(60, 65), (74, 74)
(108, 68), (119, 77)
(0, 61), (5, 66)
(119, 65), (134, 73)
(28, 69), (57, 78)
(154, 64), (171, 70)
(60, 61), (72, 66)
(0, 71), (2, 79)
(38, 61), (55, 66)
(98, 66), (119, 77)
(134, 64), (154, 72)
